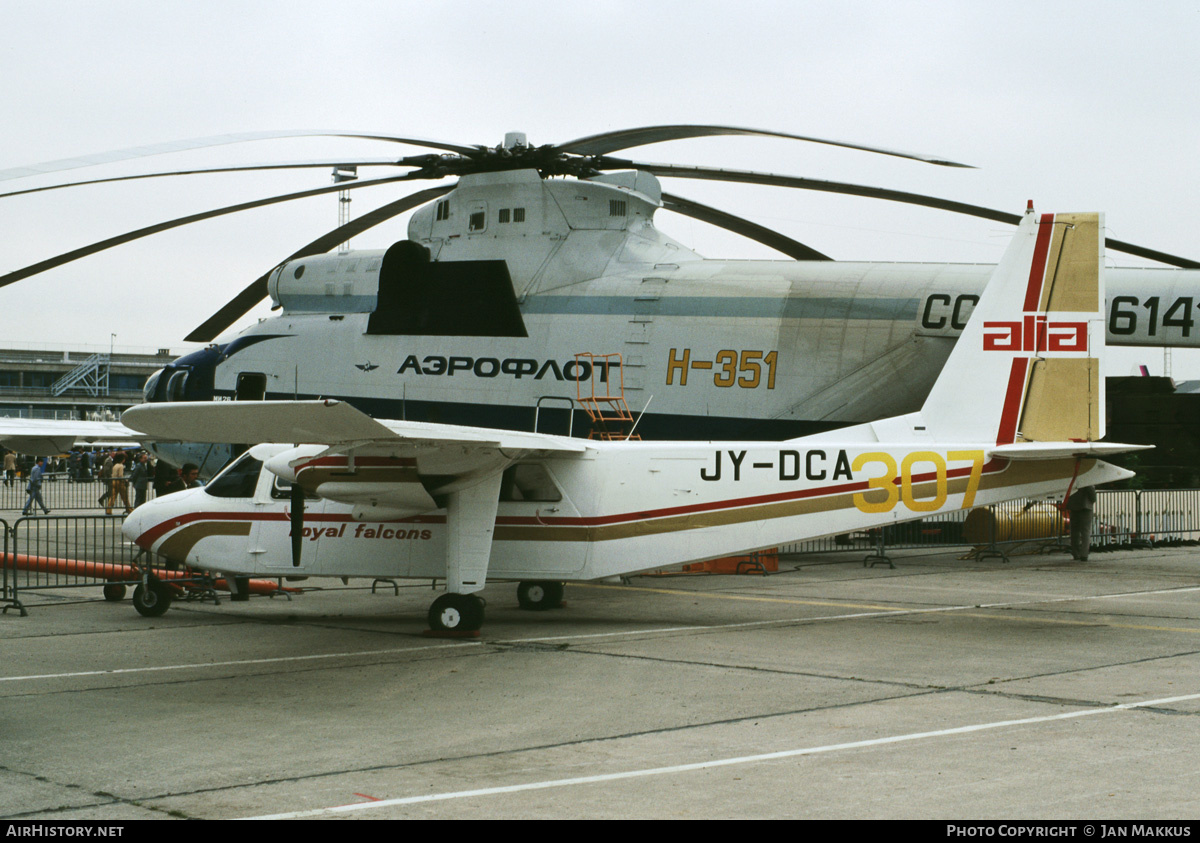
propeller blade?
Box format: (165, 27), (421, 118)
(661, 192), (831, 261)
(558, 124), (973, 168)
(185, 184), (454, 342)
(611, 158), (1200, 270)
(0, 130), (478, 182)
(0, 158), (407, 200)
(290, 483), (305, 567)
(0, 173), (428, 291)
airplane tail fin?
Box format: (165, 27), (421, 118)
(919, 208), (1105, 445)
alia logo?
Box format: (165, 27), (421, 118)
(983, 315), (1088, 352)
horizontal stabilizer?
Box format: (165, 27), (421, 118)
(990, 442), (1151, 460)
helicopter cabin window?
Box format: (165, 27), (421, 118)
(609, 199), (627, 217)
(435, 200), (450, 222)
(513, 207), (525, 223)
(205, 455), (263, 499)
(235, 372), (267, 401)
(498, 208), (510, 224)
(499, 464), (562, 503)
(468, 211), (486, 232)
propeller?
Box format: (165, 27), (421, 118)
(0, 172), (427, 290)
(3, 123), (1196, 329)
(661, 192), (831, 261)
(290, 482), (305, 567)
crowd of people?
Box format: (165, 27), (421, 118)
(2, 446), (202, 516)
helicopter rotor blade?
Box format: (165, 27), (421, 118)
(0, 172), (435, 291)
(0, 131), (478, 182)
(0, 158), (409, 200)
(184, 184), (454, 343)
(610, 158), (1200, 269)
(557, 124), (973, 168)
(660, 192), (831, 261)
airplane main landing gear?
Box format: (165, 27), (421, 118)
(428, 593), (485, 632)
(517, 581), (564, 611)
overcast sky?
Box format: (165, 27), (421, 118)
(3, 0), (1198, 376)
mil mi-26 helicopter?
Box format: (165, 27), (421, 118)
(3, 126), (1198, 472)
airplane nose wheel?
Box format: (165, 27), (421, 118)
(132, 578), (173, 618)
(428, 593), (485, 632)
(517, 581), (564, 611)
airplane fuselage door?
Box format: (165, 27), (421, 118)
(255, 473), (328, 574)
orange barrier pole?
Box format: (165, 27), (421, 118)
(0, 552), (297, 595)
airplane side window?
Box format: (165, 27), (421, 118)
(271, 477), (319, 501)
(468, 211), (486, 232)
(206, 456), (264, 498)
(498, 208), (510, 224)
(499, 464), (562, 502)
(513, 207), (525, 223)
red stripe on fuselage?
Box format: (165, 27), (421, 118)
(133, 459), (1009, 545)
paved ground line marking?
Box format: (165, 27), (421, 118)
(0, 642), (479, 683)
(246, 691), (1200, 819)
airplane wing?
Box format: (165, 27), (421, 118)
(123, 400), (590, 589)
(0, 418), (141, 454)
(120, 399), (587, 454)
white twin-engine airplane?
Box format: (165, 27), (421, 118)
(120, 208), (1147, 630)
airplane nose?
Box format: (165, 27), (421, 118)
(121, 504), (152, 548)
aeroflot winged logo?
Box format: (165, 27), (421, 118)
(983, 315), (1088, 353)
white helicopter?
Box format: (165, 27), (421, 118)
(1, 127), (1196, 469)
(119, 208), (1145, 630)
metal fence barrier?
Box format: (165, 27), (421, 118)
(1, 513), (213, 617)
(777, 488), (1200, 564)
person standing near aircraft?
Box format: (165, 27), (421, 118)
(1067, 485), (1098, 561)
(129, 452), (152, 508)
(105, 453), (133, 514)
(21, 457), (50, 516)
(3, 449), (15, 487)
(162, 463), (201, 495)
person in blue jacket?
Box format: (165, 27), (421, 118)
(21, 457), (50, 516)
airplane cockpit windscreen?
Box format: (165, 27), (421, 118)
(205, 453), (263, 498)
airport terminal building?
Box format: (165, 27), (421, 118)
(0, 343), (180, 421)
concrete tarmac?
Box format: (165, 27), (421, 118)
(2, 544), (1199, 820)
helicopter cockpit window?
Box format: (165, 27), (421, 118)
(499, 464), (562, 503)
(143, 369), (162, 403)
(435, 200), (450, 221)
(205, 454), (263, 499)
(166, 369), (189, 402)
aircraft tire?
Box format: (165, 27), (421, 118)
(428, 593), (484, 632)
(103, 582), (127, 602)
(517, 581), (564, 611)
(132, 580), (172, 618)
